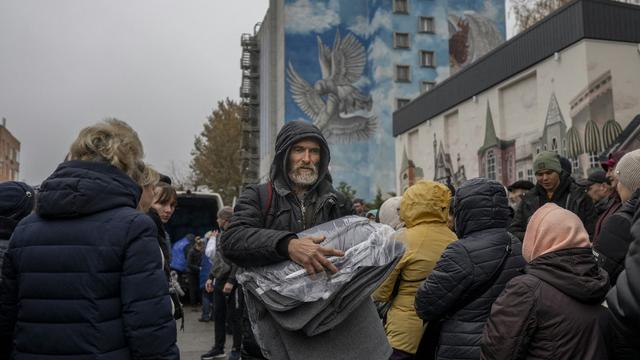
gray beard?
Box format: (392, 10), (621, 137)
(288, 165), (319, 186)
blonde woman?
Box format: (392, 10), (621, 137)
(0, 119), (179, 359)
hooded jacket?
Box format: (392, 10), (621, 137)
(509, 172), (597, 240)
(415, 178), (525, 360)
(220, 120), (350, 267)
(0, 160), (179, 360)
(219, 121), (354, 359)
(593, 190), (639, 285)
(607, 190), (640, 339)
(482, 203), (609, 360)
(372, 181), (456, 354)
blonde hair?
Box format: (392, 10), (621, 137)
(138, 162), (160, 188)
(68, 118), (144, 181)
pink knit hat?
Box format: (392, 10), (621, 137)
(522, 203), (591, 262)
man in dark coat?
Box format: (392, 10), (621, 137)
(0, 181), (35, 274)
(0, 160), (179, 359)
(220, 120), (356, 359)
(415, 178), (525, 360)
(594, 151), (626, 244)
(509, 151), (597, 240)
(607, 195), (640, 356)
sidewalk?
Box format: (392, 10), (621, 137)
(177, 305), (233, 360)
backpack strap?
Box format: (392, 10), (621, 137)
(256, 181), (273, 226)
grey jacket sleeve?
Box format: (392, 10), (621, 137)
(415, 241), (473, 321)
(220, 186), (297, 267)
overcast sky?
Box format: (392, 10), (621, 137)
(1, 0), (515, 185)
(0, 0), (269, 185)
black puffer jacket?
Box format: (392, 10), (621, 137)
(510, 173), (596, 239)
(415, 178), (526, 360)
(607, 190), (640, 338)
(220, 120), (351, 267)
(594, 190), (640, 285)
(0, 160), (179, 360)
(482, 249), (609, 360)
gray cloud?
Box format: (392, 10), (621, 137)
(0, 0), (268, 185)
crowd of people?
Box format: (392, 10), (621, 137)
(0, 117), (639, 360)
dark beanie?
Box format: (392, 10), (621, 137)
(0, 181), (35, 221)
(533, 151), (563, 174)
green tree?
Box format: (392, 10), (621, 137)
(336, 181), (357, 202)
(369, 188), (385, 210)
(191, 99), (243, 205)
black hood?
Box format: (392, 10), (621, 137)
(454, 177), (511, 238)
(527, 248), (609, 304)
(37, 160), (141, 219)
(270, 120), (330, 192)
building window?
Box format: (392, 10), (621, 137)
(420, 50), (435, 67)
(396, 98), (411, 109)
(395, 65), (411, 82)
(518, 170), (524, 180)
(394, 32), (410, 49)
(551, 138), (558, 153)
(527, 169), (534, 182)
(420, 81), (435, 93)
(507, 155), (514, 181)
(486, 150), (496, 180)
(571, 158), (579, 173)
(393, 0), (408, 14)
(589, 152), (599, 168)
(419, 16), (435, 33)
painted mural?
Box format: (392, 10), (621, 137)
(283, 0), (505, 200)
(448, 0), (505, 73)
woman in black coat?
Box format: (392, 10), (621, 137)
(415, 178), (525, 360)
(0, 119), (179, 359)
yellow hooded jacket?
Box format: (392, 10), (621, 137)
(373, 180), (457, 354)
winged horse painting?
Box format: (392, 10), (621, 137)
(287, 30), (377, 144)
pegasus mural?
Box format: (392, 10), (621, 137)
(287, 30), (377, 144)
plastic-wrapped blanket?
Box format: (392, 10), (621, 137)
(237, 216), (405, 360)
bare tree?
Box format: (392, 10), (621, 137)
(190, 99), (243, 205)
(167, 160), (199, 191)
(511, 0), (572, 32)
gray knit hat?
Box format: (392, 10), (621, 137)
(615, 149), (640, 193)
(533, 151), (563, 174)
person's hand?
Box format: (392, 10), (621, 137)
(209, 230), (219, 239)
(223, 282), (234, 294)
(205, 279), (214, 293)
(288, 235), (345, 275)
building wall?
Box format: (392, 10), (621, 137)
(0, 125), (20, 182)
(395, 39), (640, 193)
(256, 0), (505, 200)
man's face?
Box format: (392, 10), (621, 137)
(508, 188), (527, 208)
(587, 183), (612, 202)
(217, 217), (229, 231)
(353, 202), (364, 214)
(288, 139), (321, 186)
(535, 170), (561, 193)
(606, 167), (619, 188)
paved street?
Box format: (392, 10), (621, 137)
(177, 305), (233, 360)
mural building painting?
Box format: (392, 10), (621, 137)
(279, 0), (505, 200)
(393, 4), (640, 194)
